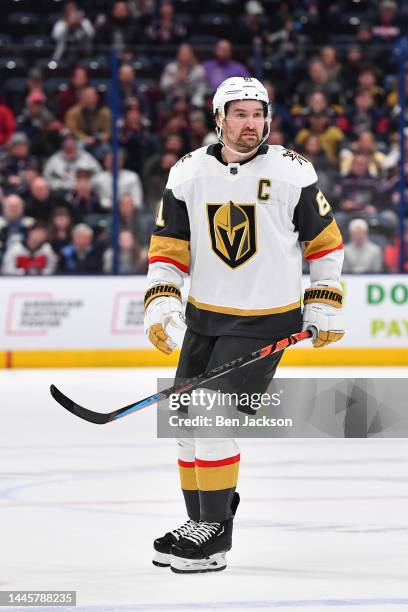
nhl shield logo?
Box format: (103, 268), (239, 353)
(207, 201), (257, 269)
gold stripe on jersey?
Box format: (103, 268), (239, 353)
(148, 234), (190, 269)
(302, 218), (343, 260)
(188, 295), (301, 316)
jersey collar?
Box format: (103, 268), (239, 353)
(206, 143), (268, 166)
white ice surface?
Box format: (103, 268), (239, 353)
(1, 367), (408, 612)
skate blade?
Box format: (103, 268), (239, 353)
(170, 551), (226, 574)
(152, 550), (170, 567)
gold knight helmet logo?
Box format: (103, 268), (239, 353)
(207, 201), (257, 269)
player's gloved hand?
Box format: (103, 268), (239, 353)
(302, 280), (345, 348)
(144, 284), (186, 354)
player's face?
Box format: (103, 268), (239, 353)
(222, 100), (265, 152)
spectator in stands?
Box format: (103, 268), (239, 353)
(307, 91), (330, 115)
(335, 153), (381, 216)
(371, 0), (401, 43)
(264, 15), (302, 70)
(0, 194), (34, 262)
(0, 94), (16, 146)
(25, 177), (59, 222)
(301, 134), (339, 199)
(382, 140), (408, 211)
(233, 1), (270, 46)
(146, 0), (187, 44)
(58, 223), (104, 274)
(116, 64), (151, 120)
(385, 74), (408, 114)
(17, 91), (61, 159)
(142, 151), (177, 212)
(189, 110), (217, 150)
(43, 133), (101, 192)
(295, 110), (344, 162)
(103, 229), (147, 274)
(343, 218), (383, 273)
(1, 222), (57, 276)
(57, 66), (89, 120)
(320, 46), (341, 81)
(27, 68), (45, 99)
(295, 58), (342, 106)
(339, 89), (388, 138)
(267, 128), (284, 146)
(384, 224), (408, 273)
(340, 45), (365, 93)
(119, 193), (145, 244)
(64, 168), (104, 222)
(340, 131), (386, 178)
(65, 87), (111, 150)
(161, 96), (191, 141)
(356, 66), (385, 105)
(52, 1), (95, 65)
(120, 106), (158, 174)
(355, 23), (376, 60)
(162, 133), (185, 157)
(142, 134), (185, 190)
(160, 43), (206, 107)
(127, 0), (155, 25)
(92, 149), (143, 210)
(265, 82), (293, 138)
(48, 206), (74, 256)
(0, 133), (39, 197)
(95, 1), (142, 55)
(203, 39), (249, 91)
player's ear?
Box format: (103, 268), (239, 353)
(215, 111), (223, 129)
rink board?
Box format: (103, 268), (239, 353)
(0, 275), (407, 367)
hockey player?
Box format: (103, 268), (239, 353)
(144, 77), (344, 573)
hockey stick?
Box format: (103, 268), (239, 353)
(50, 329), (313, 425)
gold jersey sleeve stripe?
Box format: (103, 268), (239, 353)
(195, 462), (240, 491)
(302, 218), (343, 260)
(188, 295), (301, 316)
(148, 235), (190, 268)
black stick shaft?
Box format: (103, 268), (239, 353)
(50, 329), (313, 425)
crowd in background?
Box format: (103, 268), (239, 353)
(0, 0), (407, 275)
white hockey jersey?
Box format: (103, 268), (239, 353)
(146, 143), (343, 339)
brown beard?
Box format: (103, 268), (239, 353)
(235, 134), (262, 151)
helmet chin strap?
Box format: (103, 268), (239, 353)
(216, 117), (271, 158)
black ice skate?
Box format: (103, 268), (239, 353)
(170, 492), (240, 574)
(153, 519), (198, 567)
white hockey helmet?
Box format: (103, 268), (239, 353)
(212, 76), (271, 120)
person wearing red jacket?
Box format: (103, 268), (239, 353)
(0, 99), (16, 146)
(384, 225), (408, 272)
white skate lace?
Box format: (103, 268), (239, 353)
(171, 519), (197, 541)
(183, 522), (221, 546)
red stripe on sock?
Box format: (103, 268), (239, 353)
(195, 453), (240, 468)
(178, 459), (195, 468)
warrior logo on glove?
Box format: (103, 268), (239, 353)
(144, 283), (186, 355)
(302, 282), (345, 348)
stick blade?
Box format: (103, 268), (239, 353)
(50, 384), (111, 425)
